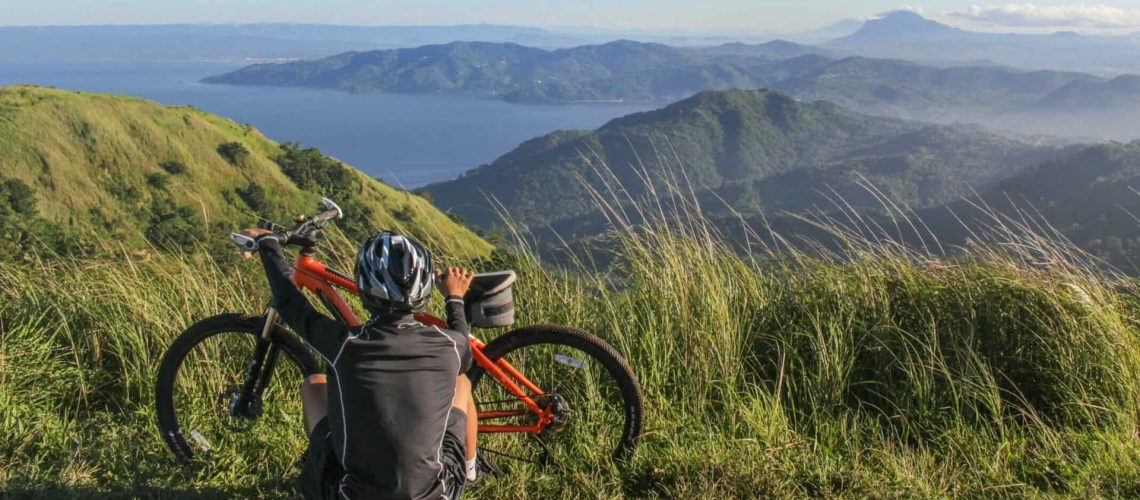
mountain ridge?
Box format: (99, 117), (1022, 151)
(916, 140), (1140, 267)
(203, 38), (1140, 140)
(425, 89), (1054, 238)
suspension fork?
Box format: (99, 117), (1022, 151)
(232, 308), (280, 418)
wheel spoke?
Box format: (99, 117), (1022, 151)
(162, 327), (308, 475)
(471, 327), (642, 469)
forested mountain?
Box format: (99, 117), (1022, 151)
(205, 38), (1140, 139)
(204, 38), (1090, 106)
(425, 89), (1054, 239)
(203, 40), (811, 103)
(424, 88), (1140, 269)
(925, 141), (1140, 268)
(0, 85), (489, 258)
(705, 125), (1058, 215)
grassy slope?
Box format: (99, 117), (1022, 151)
(0, 85), (489, 257)
(4, 181), (1140, 497)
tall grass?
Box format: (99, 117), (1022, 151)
(4, 170), (1140, 497)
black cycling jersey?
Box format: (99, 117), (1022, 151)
(258, 238), (472, 499)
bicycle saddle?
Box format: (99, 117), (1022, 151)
(464, 270), (516, 301)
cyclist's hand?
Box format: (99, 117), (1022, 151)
(437, 267), (475, 297)
(239, 228), (273, 259)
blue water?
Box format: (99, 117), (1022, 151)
(0, 61), (652, 187)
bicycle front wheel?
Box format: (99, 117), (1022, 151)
(468, 324), (644, 468)
(155, 313), (320, 473)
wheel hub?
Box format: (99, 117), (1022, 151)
(220, 387), (262, 430)
(536, 393), (571, 433)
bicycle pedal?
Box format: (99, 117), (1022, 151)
(476, 454), (499, 478)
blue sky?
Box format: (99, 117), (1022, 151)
(4, 1), (1140, 33)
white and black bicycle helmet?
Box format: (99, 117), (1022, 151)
(355, 231), (435, 314)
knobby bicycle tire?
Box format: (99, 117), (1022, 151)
(155, 313), (321, 462)
(467, 324), (645, 460)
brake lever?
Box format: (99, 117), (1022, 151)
(230, 233), (259, 251)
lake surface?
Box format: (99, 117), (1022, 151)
(0, 62), (653, 187)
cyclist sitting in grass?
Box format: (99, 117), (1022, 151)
(241, 228), (479, 500)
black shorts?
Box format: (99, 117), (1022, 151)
(297, 417), (343, 500)
(297, 409), (468, 500)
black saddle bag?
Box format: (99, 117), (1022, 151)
(463, 271), (517, 328)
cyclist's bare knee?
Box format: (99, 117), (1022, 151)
(452, 375), (477, 460)
(301, 374), (328, 434)
(452, 375), (471, 410)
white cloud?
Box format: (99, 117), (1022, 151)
(948, 3), (1140, 29)
(875, 5), (926, 18)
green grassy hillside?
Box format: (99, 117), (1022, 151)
(4, 190), (1140, 497)
(0, 85), (490, 258)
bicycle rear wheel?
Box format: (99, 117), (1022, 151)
(467, 325), (644, 468)
(155, 313), (320, 473)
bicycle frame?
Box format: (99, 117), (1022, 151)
(288, 253), (556, 434)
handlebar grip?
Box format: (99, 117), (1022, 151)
(310, 200), (344, 226)
(309, 197), (344, 226)
(310, 210), (337, 226)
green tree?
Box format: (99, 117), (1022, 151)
(0, 178), (37, 217)
(160, 160), (188, 175)
(217, 142), (250, 166)
(273, 142), (376, 240)
(145, 198), (205, 251)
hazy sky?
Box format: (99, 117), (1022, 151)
(4, 1), (1140, 33)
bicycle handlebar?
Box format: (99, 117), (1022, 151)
(229, 197), (344, 252)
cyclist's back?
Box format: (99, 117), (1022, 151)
(319, 312), (469, 498)
(253, 232), (473, 499)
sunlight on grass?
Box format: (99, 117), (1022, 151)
(3, 152), (1140, 497)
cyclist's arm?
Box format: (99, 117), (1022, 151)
(444, 295), (469, 336)
(439, 267), (473, 372)
(442, 298), (473, 372)
(439, 267), (473, 336)
(256, 236), (346, 351)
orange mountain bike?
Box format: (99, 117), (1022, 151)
(155, 199), (643, 471)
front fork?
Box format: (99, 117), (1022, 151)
(231, 308), (281, 419)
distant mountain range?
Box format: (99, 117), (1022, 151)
(426, 88), (1140, 268)
(206, 39), (1140, 140)
(827, 11), (1140, 75)
(425, 89), (1056, 238)
(202, 40), (832, 103)
(6, 12), (1140, 75)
